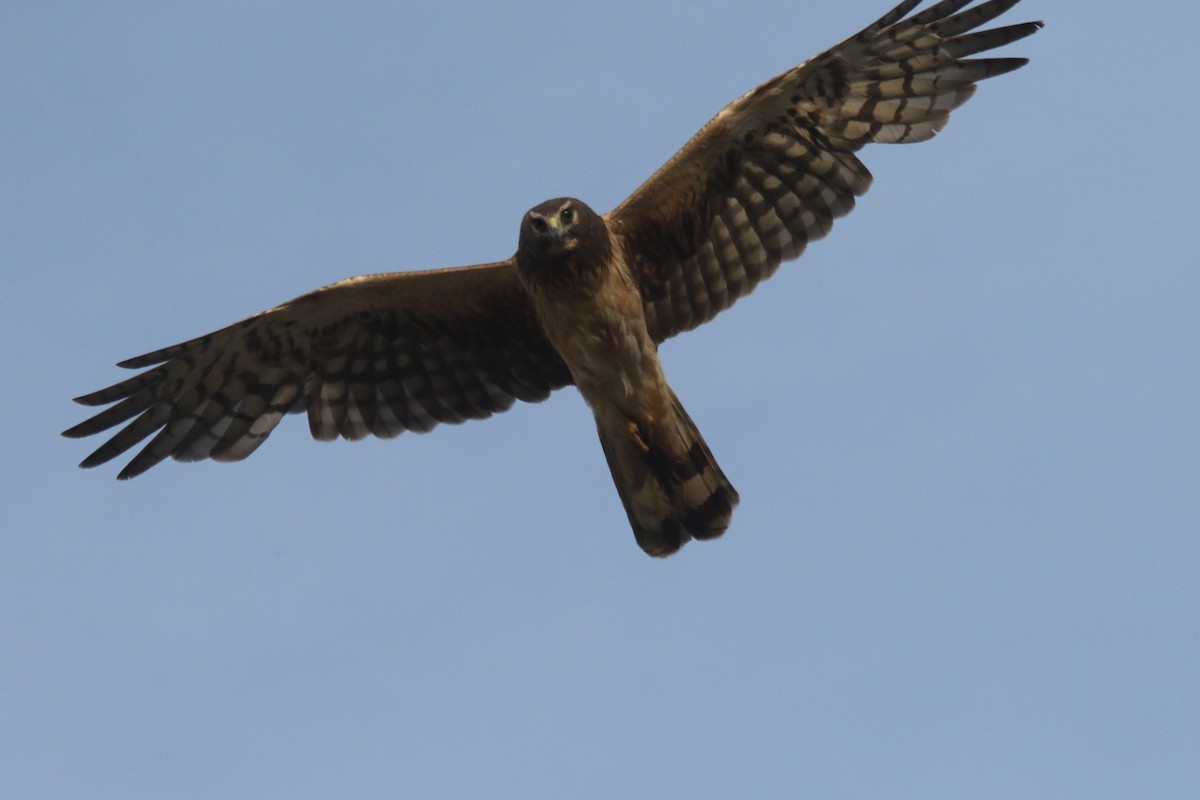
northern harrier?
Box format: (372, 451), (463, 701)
(65, 0), (1041, 556)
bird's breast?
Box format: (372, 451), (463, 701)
(531, 256), (667, 418)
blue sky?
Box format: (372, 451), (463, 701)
(3, 1), (1197, 797)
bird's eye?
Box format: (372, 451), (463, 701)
(530, 216), (548, 233)
(560, 207), (574, 224)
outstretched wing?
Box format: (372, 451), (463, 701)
(64, 260), (572, 479)
(606, 0), (1041, 342)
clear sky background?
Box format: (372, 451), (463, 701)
(3, 2), (1197, 798)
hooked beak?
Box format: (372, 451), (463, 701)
(541, 217), (570, 251)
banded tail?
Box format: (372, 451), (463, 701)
(596, 389), (739, 556)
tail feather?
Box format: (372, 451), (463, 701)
(596, 389), (738, 557)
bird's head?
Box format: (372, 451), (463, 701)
(516, 198), (610, 291)
(520, 198), (588, 255)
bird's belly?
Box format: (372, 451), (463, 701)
(538, 284), (667, 419)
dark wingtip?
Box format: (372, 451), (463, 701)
(1006, 20), (1045, 43)
(77, 451), (108, 469)
(988, 56), (1032, 78)
(73, 389), (114, 407)
(62, 420), (92, 439)
(116, 354), (157, 369)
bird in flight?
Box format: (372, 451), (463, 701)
(65, 0), (1041, 556)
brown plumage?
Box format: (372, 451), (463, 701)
(64, 1), (1041, 556)
(516, 198), (738, 554)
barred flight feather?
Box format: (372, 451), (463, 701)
(613, 0), (1040, 343)
(66, 264), (573, 479)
